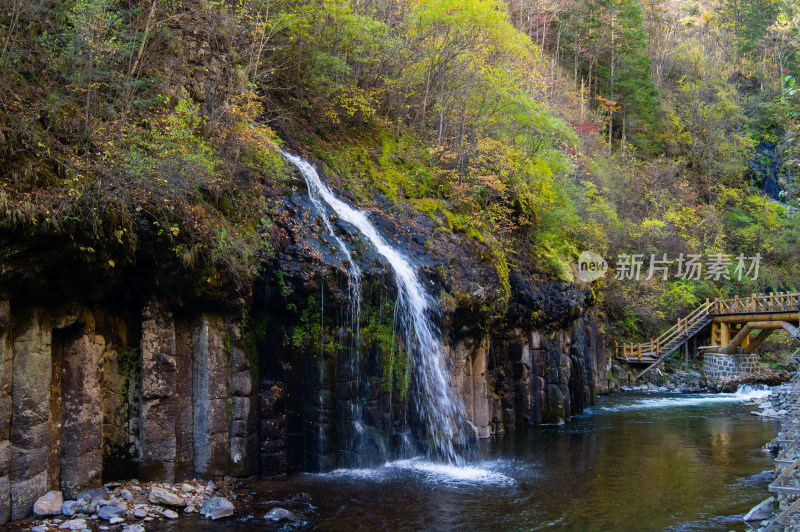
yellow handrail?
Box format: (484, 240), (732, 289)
(615, 293), (800, 362)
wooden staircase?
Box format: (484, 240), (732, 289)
(617, 300), (714, 372)
(616, 292), (800, 379)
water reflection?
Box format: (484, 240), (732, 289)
(150, 391), (780, 531)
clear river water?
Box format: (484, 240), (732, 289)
(155, 388), (780, 531)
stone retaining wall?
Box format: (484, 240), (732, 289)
(703, 352), (759, 384)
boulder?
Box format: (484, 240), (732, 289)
(33, 490), (63, 517)
(743, 497), (775, 521)
(97, 504), (126, 520)
(61, 500), (79, 516)
(200, 497), (234, 520)
(264, 507), (300, 522)
(76, 488), (109, 513)
(148, 486), (184, 506)
(58, 518), (88, 530)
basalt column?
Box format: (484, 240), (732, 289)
(0, 302), (11, 524)
(228, 323), (257, 477)
(9, 308), (51, 521)
(101, 315), (138, 482)
(192, 315), (230, 478)
(58, 310), (105, 498)
(140, 301), (177, 481)
(174, 320), (194, 480)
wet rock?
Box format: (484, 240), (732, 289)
(743, 497), (775, 521)
(32, 526), (47, 532)
(33, 490), (63, 516)
(76, 489), (108, 513)
(163, 509), (179, 519)
(133, 507), (148, 518)
(180, 483), (195, 493)
(122, 526), (145, 532)
(97, 504), (125, 520)
(200, 497), (234, 520)
(59, 518), (88, 530)
(148, 486), (184, 506)
(61, 500), (79, 516)
(109, 517), (124, 524)
(264, 507), (299, 522)
(119, 489), (133, 500)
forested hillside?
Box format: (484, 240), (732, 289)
(2, 0), (799, 339)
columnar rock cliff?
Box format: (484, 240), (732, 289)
(0, 302), (261, 522)
(0, 160), (606, 523)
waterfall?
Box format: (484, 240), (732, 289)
(282, 151), (465, 464)
(287, 151), (364, 468)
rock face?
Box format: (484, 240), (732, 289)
(141, 302), (178, 482)
(449, 313), (604, 436)
(256, 184), (605, 472)
(0, 301), (259, 523)
(0, 157), (606, 523)
(10, 308), (51, 521)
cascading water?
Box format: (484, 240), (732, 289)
(285, 150), (365, 467)
(282, 151), (466, 464)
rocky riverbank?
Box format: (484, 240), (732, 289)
(743, 371), (800, 529)
(609, 359), (791, 395)
(19, 476), (324, 531)
(23, 478), (242, 531)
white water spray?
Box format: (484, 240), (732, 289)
(282, 151), (465, 463)
(597, 384), (772, 412)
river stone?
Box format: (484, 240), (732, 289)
(264, 507), (299, 522)
(200, 497), (234, 520)
(163, 509), (179, 519)
(97, 504), (125, 520)
(59, 518), (88, 530)
(122, 526), (145, 532)
(133, 507), (147, 518)
(148, 486), (183, 506)
(76, 488), (108, 512)
(33, 490), (63, 516)
(743, 497), (775, 521)
(32, 526), (47, 532)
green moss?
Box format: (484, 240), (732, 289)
(115, 347), (141, 378)
(362, 298), (411, 400)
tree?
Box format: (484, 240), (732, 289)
(65, 0), (124, 138)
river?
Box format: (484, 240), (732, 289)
(154, 387), (779, 531)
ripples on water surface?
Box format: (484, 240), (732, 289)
(153, 388), (780, 531)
